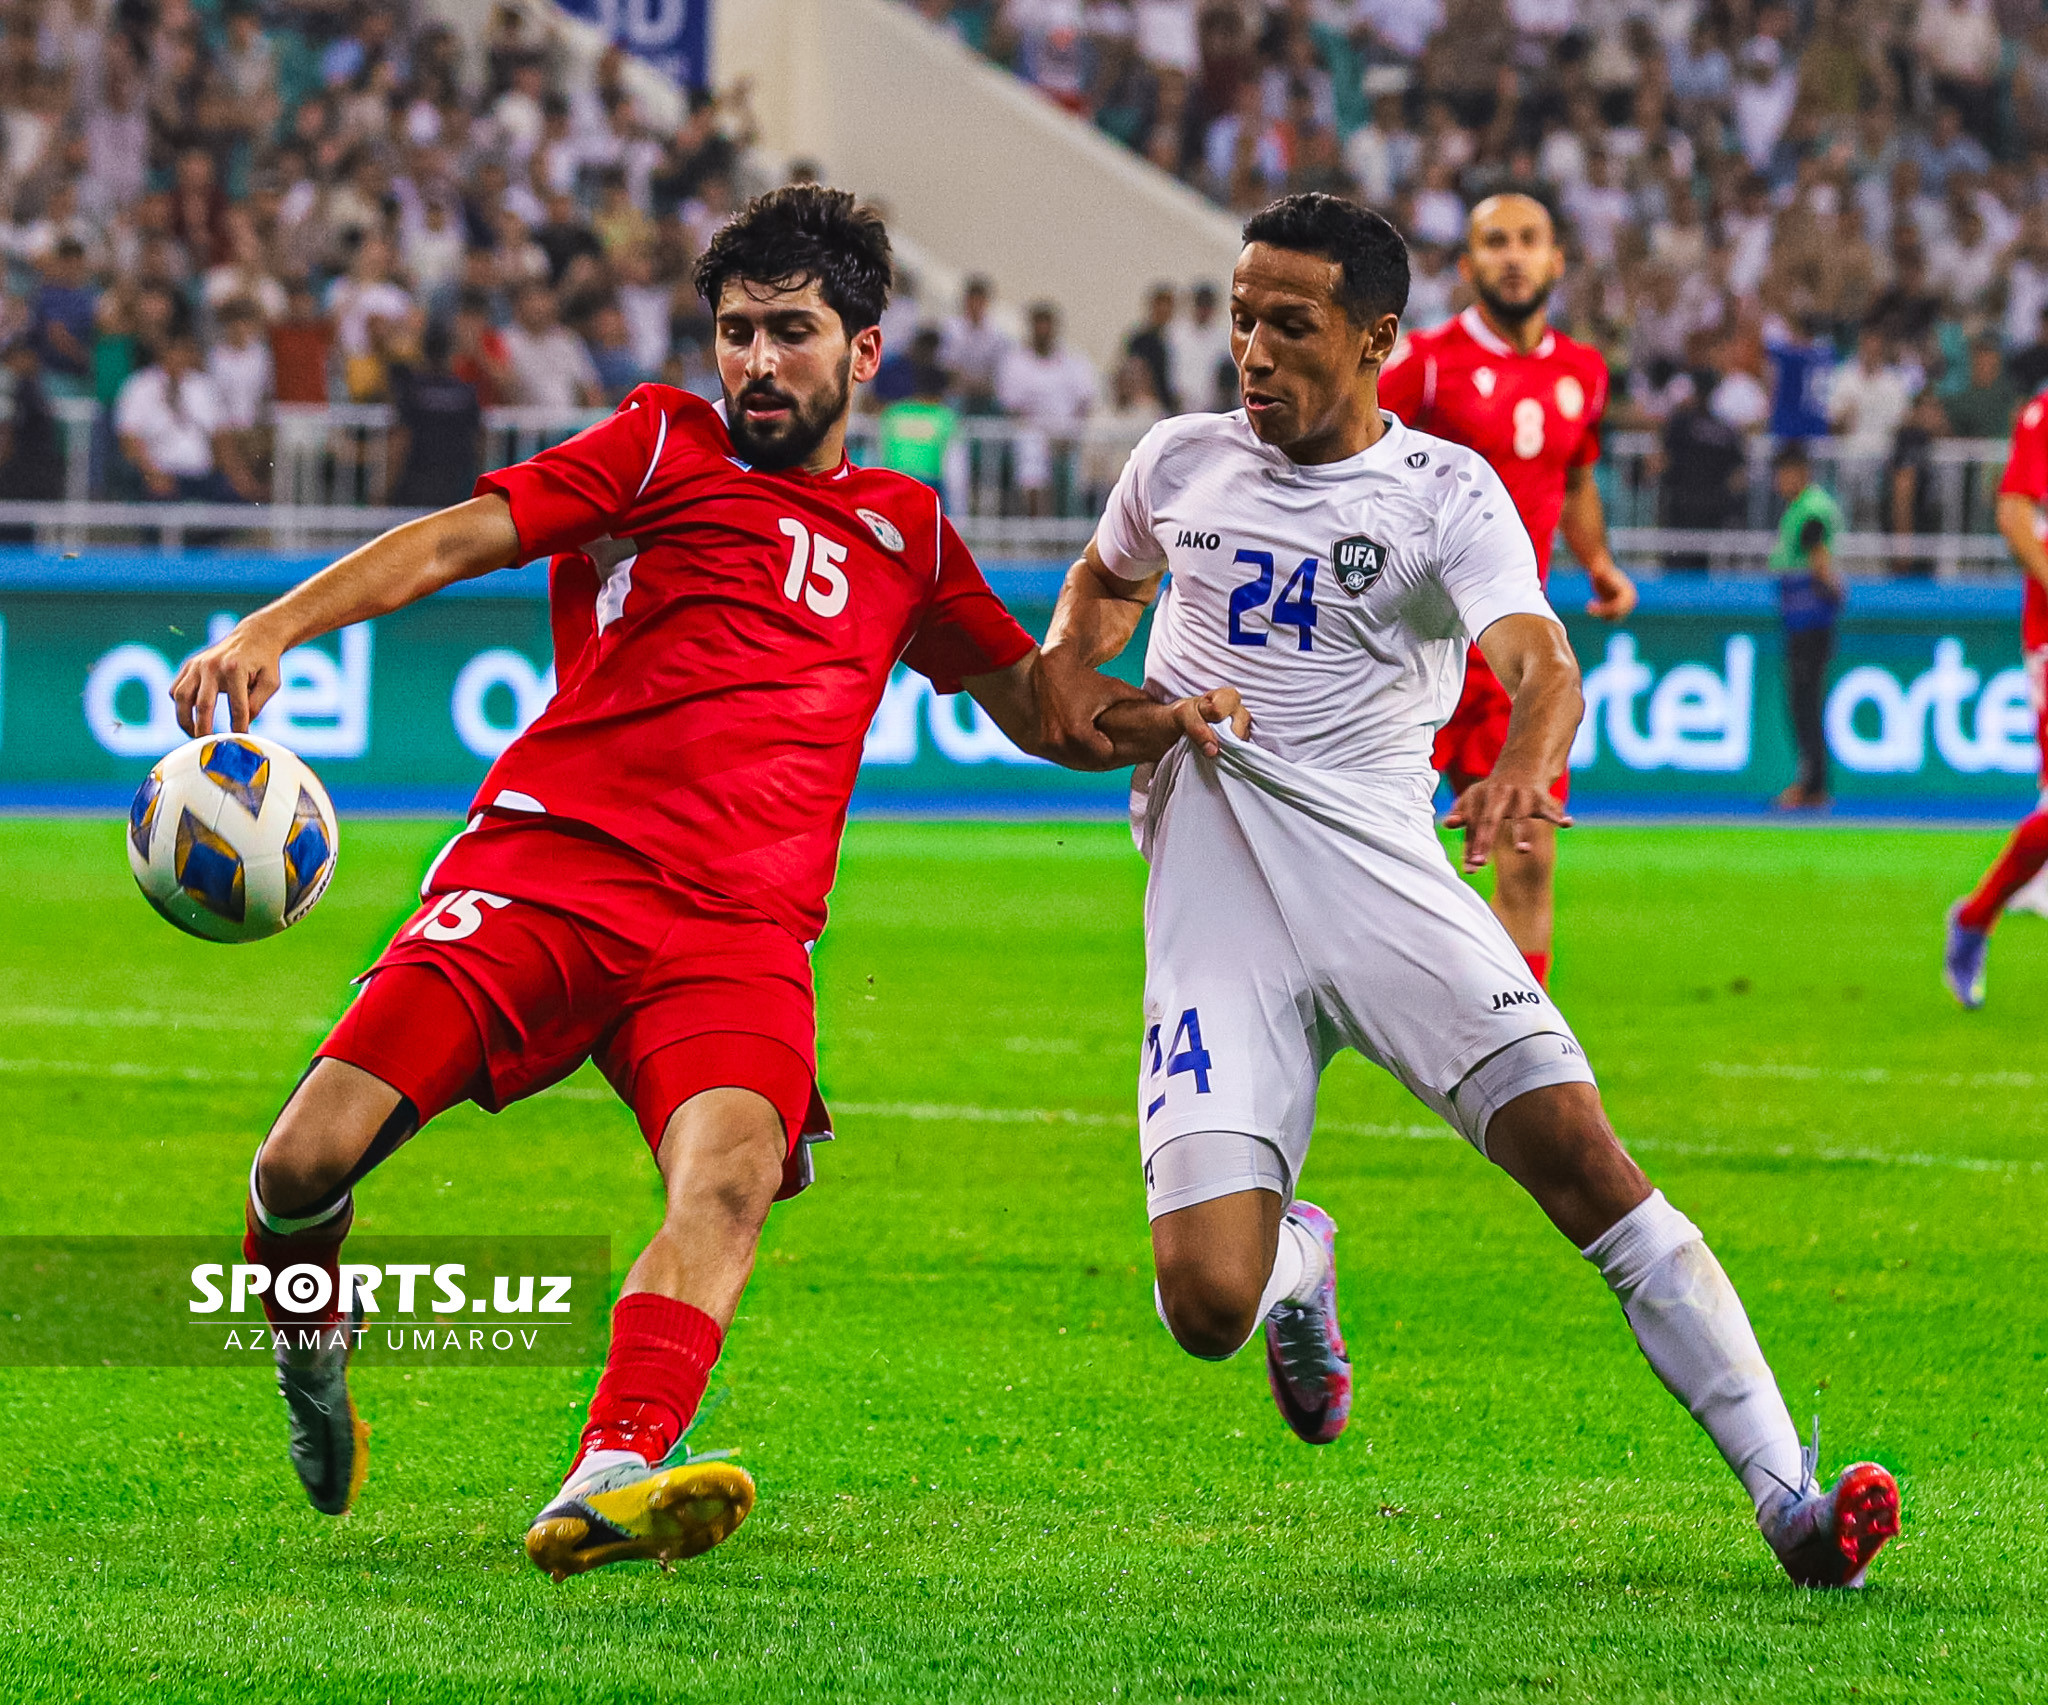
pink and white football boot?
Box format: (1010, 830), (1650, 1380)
(1263, 1202), (1351, 1445)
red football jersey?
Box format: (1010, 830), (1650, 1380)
(1995, 391), (2048, 652)
(1377, 306), (1608, 580)
(471, 384), (1035, 941)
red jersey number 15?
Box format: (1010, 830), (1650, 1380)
(778, 517), (850, 618)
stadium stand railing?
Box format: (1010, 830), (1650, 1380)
(12, 406), (2024, 571)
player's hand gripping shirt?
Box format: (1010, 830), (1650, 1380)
(1997, 391), (2048, 653)
(1376, 306), (1609, 579)
(472, 384), (1034, 941)
(1094, 409), (1557, 781)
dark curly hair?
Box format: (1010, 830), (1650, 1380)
(693, 184), (893, 333)
(1241, 193), (1409, 325)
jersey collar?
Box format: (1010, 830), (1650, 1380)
(1240, 408), (1410, 481)
(1459, 304), (1555, 360)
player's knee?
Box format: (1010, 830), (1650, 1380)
(258, 1062), (409, 1215)
(657, 1091), (786, 1228)
(1155, 1263), (1263, 1361)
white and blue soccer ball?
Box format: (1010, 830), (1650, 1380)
(127, 733), (339, 943)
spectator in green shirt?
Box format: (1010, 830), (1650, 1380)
(875, 328), (957, 496)
(1769, 442), (1846, 810)
(1943, 335), (2020, 438)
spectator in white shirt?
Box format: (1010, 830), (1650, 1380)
(1731, 36), (1798, 169)
(501, 282), (602, 410)
(207, 298), (274, 431)
(1828, 329), (1917, 455)
(403, 199), (468, 305)
(327, 234), (418, 359)
(202, 208), (289, 325)
(1166, 280), (1233, 414)
(115, 327), (264, 501)
(1928, 202), (2003, 311)
(997, 301), (1098, 512)
(616, 245), (677, 376)
(493, 62), (548, 163)
(1563, 147), (1633, 266)
(939, 276), (1013, 414)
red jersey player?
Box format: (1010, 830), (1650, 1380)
(1944, 390), (2048, 1006)
(170, 188), (1247, 1578)
(1377, 193), (1637, 986)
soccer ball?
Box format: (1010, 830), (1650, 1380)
(127, 733), (339, 943)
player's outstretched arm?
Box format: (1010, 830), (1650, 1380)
(1445, 613), (1582, 872)
(963, 653), (1248, 772)
(1562, 463), (1636, 621)
(1034, 538), (1165, 761)
(171, 495), (525, 735)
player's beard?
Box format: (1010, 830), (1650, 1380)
(1472, 276), (1552, 329)
(725, 357), (853, 472)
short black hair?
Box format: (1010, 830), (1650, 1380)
(1773, 440), (1811, 471)
(694, 184), (892, 334)
(1240, 193), (1409, 324)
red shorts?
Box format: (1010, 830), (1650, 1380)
(316, 816), (826, 1158)
(1432, 647), (1571, 805)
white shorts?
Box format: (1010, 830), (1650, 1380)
(1136, 733), (1594, 1216)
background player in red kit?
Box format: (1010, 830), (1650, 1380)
(169, 187), (1248, 1578)
(1945, 389), (2048, 1006)
(1378, 193), (1637, 986)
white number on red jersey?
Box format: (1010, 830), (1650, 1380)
(1511, 396), (1546, 460)
(406, 889), (511, 942)
(777, 518), (850, 617)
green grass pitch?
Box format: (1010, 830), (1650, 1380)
(1, 815), (2045, 1702)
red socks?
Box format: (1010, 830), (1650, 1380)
(1524, 949), (1551, 989)
(578, 1293), (724, 1465)
(242, 1191), (353, 1334)
(1958, 810), (2048, 932)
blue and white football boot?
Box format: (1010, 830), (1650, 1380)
(1943, 902), (1989, 1009)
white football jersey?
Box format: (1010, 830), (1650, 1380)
(1095, 409), (1558, 779)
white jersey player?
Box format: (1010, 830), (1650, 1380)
(1038, 194), (1898, 1589)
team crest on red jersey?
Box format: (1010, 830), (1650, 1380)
(856, 507), (905, 553)
(1332, 534), (1389, 595)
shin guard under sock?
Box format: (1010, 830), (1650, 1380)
(1582, 1191), (1804, 1513)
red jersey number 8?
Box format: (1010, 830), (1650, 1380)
(1512, 397), (1545, 460)
(778, 518), (850, 617)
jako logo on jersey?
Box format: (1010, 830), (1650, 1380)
(1405, 451), (1429, 469)
(856, 508), (905, 553)
(1174, 528), (1221, 549)
(1490, 989), (1542, 1011)
(1331, 534), (1389, 596)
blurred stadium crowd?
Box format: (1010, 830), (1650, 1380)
(1, 0), (2044, 547)
(908, 0), (2048, 541)
(0, 0), (770, 508)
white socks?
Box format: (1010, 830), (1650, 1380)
(1258, 1213), (1328, 1321)
(1582, 1190), (1805, 1516)
(561, 1447), (649, 1498)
